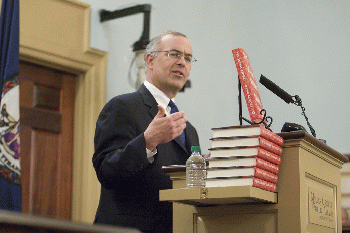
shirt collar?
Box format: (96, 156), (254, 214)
(144, 80), (174, 115)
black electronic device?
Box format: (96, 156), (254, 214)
(281, 122), (306, 133)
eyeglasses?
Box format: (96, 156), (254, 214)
(152, 50), (197, 64)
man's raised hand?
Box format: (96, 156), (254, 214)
(144, 105), (187, 151)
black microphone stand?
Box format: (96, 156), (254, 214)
(238, 77), (273, 130)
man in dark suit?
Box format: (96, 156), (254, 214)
(92, 31), (199, 233)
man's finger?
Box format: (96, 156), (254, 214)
(155, 105), (166, 118)
(169, 111), (186, 121)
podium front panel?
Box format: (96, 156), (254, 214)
(278, 135), (343, 232)
(195, 208), (277, 233)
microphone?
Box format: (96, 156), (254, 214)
(259, 75), (294, 104)
(259, 74), (319, 139)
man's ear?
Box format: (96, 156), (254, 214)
(145, 53), (153, 69)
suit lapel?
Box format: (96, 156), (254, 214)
(174, 133), (187, 151)
(185, 122), (198, 150)
(139, 84), (159, 118)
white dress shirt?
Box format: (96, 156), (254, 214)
(143, 81), (176, 163)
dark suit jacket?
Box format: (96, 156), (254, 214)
(92, 84), (199, 233)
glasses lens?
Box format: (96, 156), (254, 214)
(184, 56), (193, 63)
(168, 51), (195, 64)
(168, 51), (180, 60)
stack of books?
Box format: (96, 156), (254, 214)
(206, 124), (284, 192)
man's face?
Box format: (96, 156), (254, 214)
(146, 34), (193, 98)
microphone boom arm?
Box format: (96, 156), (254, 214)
(259, 74), (317, 138)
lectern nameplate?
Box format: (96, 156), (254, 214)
(308, 186), (335, 229)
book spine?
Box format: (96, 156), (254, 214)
(257, 147), (281, 165)
(254, 167), (278, 183)
(259, 137), (283, 156)
(260, 126), (284, 146)
(253, 177), (277, 192)
(256, 157), (279, 174)
(232, 48), (264, 123)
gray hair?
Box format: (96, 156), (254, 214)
(145, 30), (187, 59)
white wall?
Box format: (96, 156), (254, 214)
(81, 0), (350, 155)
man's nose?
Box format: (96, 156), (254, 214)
(176, 56), (186, 66)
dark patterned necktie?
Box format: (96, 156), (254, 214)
(168, 100), (186, 146)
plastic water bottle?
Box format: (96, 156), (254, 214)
(186, 146), (206, 188)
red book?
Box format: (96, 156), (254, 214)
(207, 166), (278, 183)
(212, 124), (284, 147)
(256, 147), (281, 165)
(255, 157), (279, 175)
(208, 156), (279, 175)
(210, 136), (283, 156)
(259, 137), (283, 156)
(254, 167), (278, 183)
(232, 48), (264, 123)
(209, 146), (281, 165)
(206, 176), (277, 192)
(253, 177), (277, 192)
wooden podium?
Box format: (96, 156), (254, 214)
(160, 131), (349, 233)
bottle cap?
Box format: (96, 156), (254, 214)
(191, 146), (200, 152)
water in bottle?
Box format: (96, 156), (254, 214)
(186, 146), (206, 188)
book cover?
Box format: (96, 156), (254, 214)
(208, 156), (279, 174)
(211, 124), (284, 147)
(210, 136), (283, 156)
(209, 146), (281, 165)
(206, 176), (277, 192)
(207, 166), (278, 183)
(232, 48), (264, 123)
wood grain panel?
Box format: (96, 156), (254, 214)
(33, 85), (60, 110)
(20, 107), (61, 133)
(19, 62), (62, 88)
(19, 61), (75, 220)
(30, 130), (59, 217)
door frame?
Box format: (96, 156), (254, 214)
(19, 0), (106, 224)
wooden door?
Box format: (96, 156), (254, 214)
(19, 62), (76, 220)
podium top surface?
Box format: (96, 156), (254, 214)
(277, 131), (348, 163)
